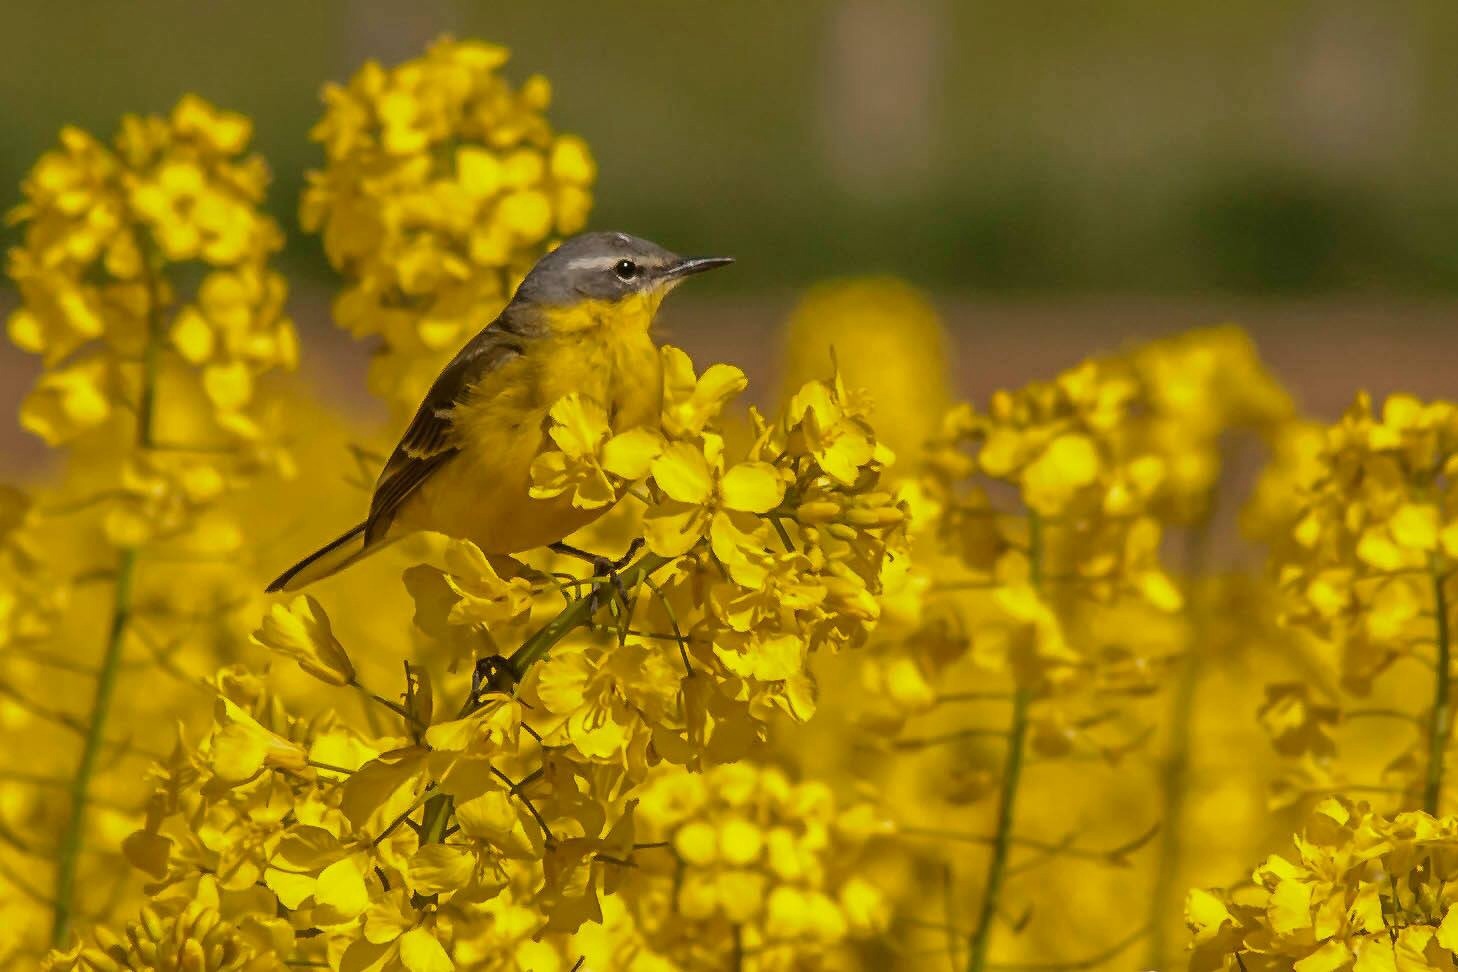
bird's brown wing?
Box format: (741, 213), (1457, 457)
(364, 328), (525, 544)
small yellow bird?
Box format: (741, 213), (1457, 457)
(267, 231), (732, 593)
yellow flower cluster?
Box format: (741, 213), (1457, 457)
(591, 762), (892, 968)
(870, 327), (1290, 732)
(904, 354), (1185, 712)
(42, 876), (292, 972)
(1274, 393), (1458, 692)
(8, 94), (295, 445)
(301, 37), (596, 414)
(1256, 393), (1458, 810)
(1188, 798), (1458, 970)
(6, 92), (298, 567)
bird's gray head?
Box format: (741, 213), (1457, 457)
(510, 231), (733, 307)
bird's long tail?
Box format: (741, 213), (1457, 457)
(266, 523), (386, 593)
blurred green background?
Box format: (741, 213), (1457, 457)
(3, 0), (1457, 295)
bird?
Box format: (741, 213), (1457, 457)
(266, 231), (733, 593)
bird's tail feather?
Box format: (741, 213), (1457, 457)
(266, 523), (380, 593)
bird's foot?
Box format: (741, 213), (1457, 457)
(550, 539), (643, 615)
(470, 656), (518, 705)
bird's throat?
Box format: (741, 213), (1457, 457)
(541, 292), (663, 337)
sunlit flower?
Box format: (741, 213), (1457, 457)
(1188, 799), (1458, 971)
(529, 393), (661, 510)
(251, 594), (356, 687)
(643, 434), (784, 559)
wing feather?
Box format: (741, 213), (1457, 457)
(364, 329), (524, 543)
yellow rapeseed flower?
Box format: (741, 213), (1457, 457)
(251, 594), (357, 687)
(301, 37), (596, 414)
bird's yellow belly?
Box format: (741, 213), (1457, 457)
(395, 328), (662, 554)
(406, 438), (601, 553)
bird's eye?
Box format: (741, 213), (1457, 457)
(614, 259), (639, 281)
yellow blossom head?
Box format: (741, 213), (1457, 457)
(301, 37), (598, 413)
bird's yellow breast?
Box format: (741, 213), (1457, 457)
(397, 296), (664, 553)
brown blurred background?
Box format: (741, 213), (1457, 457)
(2, 0), (1455, 467)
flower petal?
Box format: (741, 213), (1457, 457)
(651, 442), (713, 505)
(720, 461), (784, 514)
(251, 594), (355, 686)
(601, 427), (662, 481)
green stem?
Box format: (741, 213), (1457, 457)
(420, 552), (675, 852)
(1148, 660), (1198, 960)
(51, 548), (137, 946)
(506, 552), (672, 679)
(966, 513), (1040, 972)
(351, 681), (424, 729)
(1424, 562), (1451, 814)
(51, 259), (164, 946)
(136, 335), (158, 451)
(420, 791), (454, 845)
(134, 252), (164, 450)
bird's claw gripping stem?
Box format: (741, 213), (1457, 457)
(469, 655), (519, 708)
(550, 539), (644, 615)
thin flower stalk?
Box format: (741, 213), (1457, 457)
(1425, 558), (1453, 813)
(966, 513), (1040, 972)
(49, 265), (162, 947)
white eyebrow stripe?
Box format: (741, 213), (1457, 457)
(564, 255), (623, 272)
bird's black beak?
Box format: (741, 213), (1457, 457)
(661, 255), (735, 280)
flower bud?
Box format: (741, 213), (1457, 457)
(795, 500), (841, 523)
